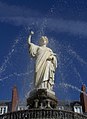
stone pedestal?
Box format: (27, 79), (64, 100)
(27, 88), (58, 109)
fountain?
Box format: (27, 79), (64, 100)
(0, 29), (87, 119)
(0, 1), (87, 118)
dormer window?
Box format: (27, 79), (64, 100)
(0, 106), (8, 115)
(58, 106), (64, 110)
(74, 106), (83, 114)
(18, 106), (26, 111)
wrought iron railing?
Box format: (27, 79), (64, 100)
(0, 109), (87, 119)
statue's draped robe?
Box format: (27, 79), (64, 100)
(29, 43), (57, 89)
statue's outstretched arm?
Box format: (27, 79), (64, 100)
(28, 31), (34, 44)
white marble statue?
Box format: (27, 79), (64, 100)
(28, 31), (57, 90)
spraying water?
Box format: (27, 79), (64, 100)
(0, 1), (87, 101)
(0, 39), (19, 75)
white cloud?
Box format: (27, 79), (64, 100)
(0, 2), (40, 17)
(47, 18), (87, 37)
(0, 1), (87, 37)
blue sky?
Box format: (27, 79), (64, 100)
(0, 0), (87, 102)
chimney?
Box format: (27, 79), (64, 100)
(11, 85), (19, 112)
(80, 84), (87, 113)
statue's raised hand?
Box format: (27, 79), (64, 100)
(28, 31), (34, 44)
(30, 31), (34, 35)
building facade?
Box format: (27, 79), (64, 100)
(0, 85), (87, 116)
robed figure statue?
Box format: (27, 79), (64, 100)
(28, 31), (57, 91)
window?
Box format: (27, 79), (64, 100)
(3, 107), (6, 113)
(74, 106), (82, 114)
(0, 108), (2, 114)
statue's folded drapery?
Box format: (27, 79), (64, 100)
(29, 43), (57, 89)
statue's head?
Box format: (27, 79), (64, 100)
(39, 36), (48, 46)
